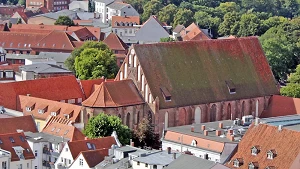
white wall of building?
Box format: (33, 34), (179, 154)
(0, 150), (10, 169)
(69, 153), (91, 169)
(132, 160), (164, 169)
(54, 144), (74, 169)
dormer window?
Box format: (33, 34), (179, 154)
(233, 158), (243, 168)
(38, 109), (44, 114)
(248, 162), (258, 169)
(51, 112), (57, 116)
(267, 150), (276, 159)
(26, 107), (32, 112)
(25, 102), (35, 112)
(160, 87), (171, 102)
(114, 21), (118, 26)
(251, 146), (260, 156)
(225, 80), (236, 94)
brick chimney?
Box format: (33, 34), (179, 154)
(191, 126), (194, 132)
(84, 137), (89, 140)
(228, 129), (233, 135)
(201, 125), (205, 131)
(204, 130), (208, 136)
(216, 130), (221, 136)
(219, 122), (223, 129)
(228, 135), (234, 141)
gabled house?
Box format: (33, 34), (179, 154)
(182, 23), (211, 41)
(134, 15), (170, 44)
(82, 79), (145, 129)
(19, 95), (85, 131)
(115, 37), (279, 133)
(28, 10), (78, 25)
(103, 33), (129, 67)
(0, 132), (35, 169)
(0, 75), (85, 110)
(69, 149), (108, 169)
(0, 115), (38, 134)
(80, 78), (106, 98)
(111, 15), (140, 44)
(54, 136), (118, 169)
(42, 123), (85, 141)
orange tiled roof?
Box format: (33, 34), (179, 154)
(82, 79), (144, 108)
(80, 78), (105, 98)
(260, 95), (300, 118)
(182, 23), (210, 41)
(70, 27), (95, 41)
(0, 76), (84, 110)
(42, 122), (85, 141)
(80, 149), (108, 168)
(68, 136), (116, 159)
(0, 132), (35, 161)
(103, 33), (128, 51)
(86, 27), (101, 41)
(112, 16), (140, 27)
(226, 124), (300, 169)
(44, 116), (73, 129)
(19, 95), (82, 122)
(10, 24), (68, 33)
(0, 115), (38, 134)
(164, 130), (224, 153)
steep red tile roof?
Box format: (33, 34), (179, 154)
(19, 95), (82, 122)
(0, 23), (9, 31)
(260, 95), (300, 118)
(226, 124), (300, 169)
(82, 79), (144, 108)
(86, 27), (101, 41)
(0, 32), (47, 50)
(0, 115), (38, 134)
(0, 76), (84, 110)
(44, 116), (73, 129)
(68, 136), (116, 159)
(10, 24), (68, 33)
(0, 132), (35, 161)
(182, 23), (210, 41)
(70, 27), (95, 41)
(31, 31), (79, 52)
(103, 33), (128, 51)
(129, 37), (279, 109)
(80, 78), (105, 98)
(42, 123), (85, 141)
(78, 149), (108, 168)
(112, 16), (140, 28)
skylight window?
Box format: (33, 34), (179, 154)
(64, 130), (69, 135)
(87, 142), (92, 150)
(0, 139), (2, 144)
(9, 137), (15, 143)
(56, 128), (61, 133)
(51, 127), (56, 132)
(19, 136), (25, 142)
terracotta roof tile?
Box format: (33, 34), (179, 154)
(44, 115), (73, 129)
(182, 23), (210, 41)
(0, 115), (38, 134)
(42, 122), (85, 141)
(19, 95), (82, 122)
(86, 27), (101, 41)
(80, 78), (105, 98)
(0, 132), (35, 161)
(131, 37), (279, 109)
(0, 76), (84, 110)
(226, 124), (300, 169)
(82, 79), (144, 108)
(71, 27), (95, 41)
(103, 33), (128, 51)
(112, 16), (140, 28)
(10, 24), (68, 33)
(79, 149), (108, 168)
(260, 95), (300, 118)
(68, 136), (116, 159)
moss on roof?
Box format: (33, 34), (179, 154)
(134, 37), (279, 109)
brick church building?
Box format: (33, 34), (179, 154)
(84, 37), (279, 134)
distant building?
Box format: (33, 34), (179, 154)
(69, 1), (89, 12)
(94, 0), (139, 24)
(0, 5), (24, 16)
(0, 115), (38, 134)
(28, 10), (78, 25)
(26, 0), (70, 12)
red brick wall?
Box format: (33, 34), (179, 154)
(0, 6), (23, 16)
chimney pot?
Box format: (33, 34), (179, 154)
(255, 118), (260, 125)
(216, 130), (221, 136)
(204, 130), (208, 136)
(219, 122), (223, 129)
(228, 129), (233, 135)
(191, 126), (194, 132)
(229, 135), (234, 141)
(167, 147), (171, 154)
(201, 125), (205, 131)
(278, 125), (283, 131)
(84, 137), (88, 140)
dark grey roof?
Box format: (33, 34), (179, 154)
(107, 2), (129, 10)
(24, 131), (70, 144)
(165, 154), (216, 169)
(34, 9), (76, 20)
(132, 151), (181, 165)
(76, 12), (94, 20)
(38, 52), (71, 63)
(19, 63), (72, 74)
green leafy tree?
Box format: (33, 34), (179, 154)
(74, 42), (118, 80)
(281, 65), (300, 98)
(216, 2), (240, 14)
(237, 12), (261, 37)
(83, 113), (132, 145)
(141, 0), (163, 22)
(218, 12), (240, 36)
(179, 1), (194, 11)
(160, 37), (174, 42)
(173, 8), (194, 27)
(132, 118), (160, 149)
(16, 18), (22, 24)
(194, 11), (221, 37)
(54, 16), (74, 26)
(88, 0), (95, 12)
(18, 0), (25, 5)
(158, 4), (177, 25)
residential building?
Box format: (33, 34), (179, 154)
(0, 5), (23, 16)
(0, 115), (38, 134)
(55, 136), (118, 169)
(28, 10), (78, 25)
(25, 131), (69, 169)
(111, 15), (140, 44)
(182, 23), (211, 41)
(94, 0), (139, 24)
(10, 8), (48, 24)
(226, 116), (300, 169)
(67, 26), (98, 41)
(69, 149), (108, 169)
(115, 37), (279, 134)
(165, 154), (229, 169)
(103, 33), (129, 67)
(42, 123), (85, 141)
(19, 95), (85, 131)
(26, 0), (70, 12)
(69, 1), (89, 11)
(0, 132), (35, 169)
(82, 79), (145, 129)
(0, 75), (85, 110)
(133, 15), (170, 44)
(0, 64), (20, 82)
(162, 117), (253, 163)
(16, 63), (73, 81)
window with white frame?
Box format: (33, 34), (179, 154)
(133, 55), (137, 67)
(137, 65), (141, 81)
(79, 159), (83, 166)
(26, 107), (31, 112)
(68, 99), (75, 104)
(124, 63), (128, 78)
(145, 84), (148, 102)
(141, 74), (145, 91)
